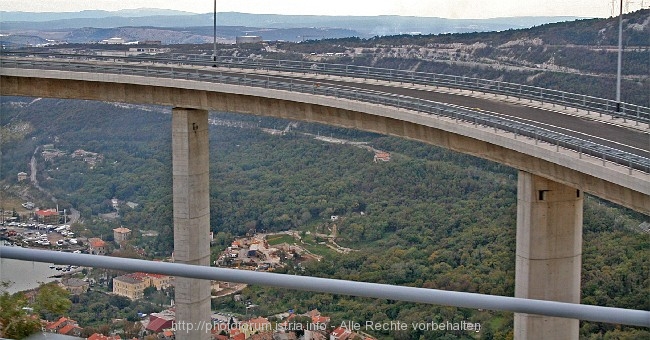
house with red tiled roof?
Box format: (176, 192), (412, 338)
(330, 327), (352, 340)
(58, 322), (82, 337)
(88, 333), (122, 340)
(35, 208), (59, 224)
(232, 333), (246, 340)
(311, 315), (330, 325)
(145, 312), (175, 333)
(45, 317), (80, 335)
(88, 237), (107, 255)
(373, 151), (391, 162)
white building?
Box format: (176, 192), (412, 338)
(101, 37), (125, 44)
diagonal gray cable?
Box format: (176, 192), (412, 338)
(1, 246), (648, 327)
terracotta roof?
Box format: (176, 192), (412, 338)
(46, 317), (68, 330)
(89, 238), (106, 247)
(58, 324), (78, 335)
(163, 330), (174, 337)
(113, 227), (131, 233)
(146, 316), (174, 332)
(331, 327), (351, 338)
(36, 209), (58, 217)
(312, 315), (330, 323)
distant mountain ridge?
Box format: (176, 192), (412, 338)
(1, 10), (584, 37)
(0, 8), (196, 21)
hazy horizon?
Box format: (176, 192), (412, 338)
(1, 0), (642, 20)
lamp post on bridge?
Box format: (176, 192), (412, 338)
(213, 0), (217, 67)
(616, 0), (623, 112)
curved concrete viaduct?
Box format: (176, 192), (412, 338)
(1, 66), (649, 340)
(2, 68), (648, 212)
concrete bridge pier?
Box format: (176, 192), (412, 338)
(172, 108), (212, 340)
(515, 171), (583, 340)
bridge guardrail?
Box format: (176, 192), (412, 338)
(2, 246), (649, 327)
(1, 57), (649, 174)
(5, 51), (650, 127)
(173, 53), (650, 127)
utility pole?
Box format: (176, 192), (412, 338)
(616, 0), (623, 112)
(213, 0), (217, 67)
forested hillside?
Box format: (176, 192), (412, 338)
(1, 97), (647, 338)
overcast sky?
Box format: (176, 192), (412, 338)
(0, 0), (640, 19)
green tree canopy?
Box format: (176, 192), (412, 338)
(0, 283), (41, 339)
(33, 282), (72, 319)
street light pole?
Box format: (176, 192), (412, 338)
(616, 0), (623, 112)
(213, 0), (217, 66)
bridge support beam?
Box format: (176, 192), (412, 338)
(172, 108), (211, 340)
(515, 171), (583, 340)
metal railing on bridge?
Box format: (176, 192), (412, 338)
(5, 51), (650, 126)
(1, 246), (649, 328)
(178, 53), (650, 126)
(1, 55), (649, 174)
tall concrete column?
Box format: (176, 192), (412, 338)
(172, 108), (211, 340)
(514, 171), (583, 340)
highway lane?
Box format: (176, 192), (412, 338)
(195, 67), (650, 157)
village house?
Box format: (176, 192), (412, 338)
(72, 149), (103, 167)
(88, 237), (107, 255)
(373, 151), (391, 162)
(41, 149), (66, 162)
(241, 317), (273, 337)
(17, 172), (28, 182)
(111, 198), (120, 210)
(45, 317), (82, 337)
(113, 226), (131, 243)
(145, 309), (175, 333)
(113, 272), (172, 300)
(34, 208), (59, 224)
(60, 278), (89, 295)
(330, 327), (352, 340)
